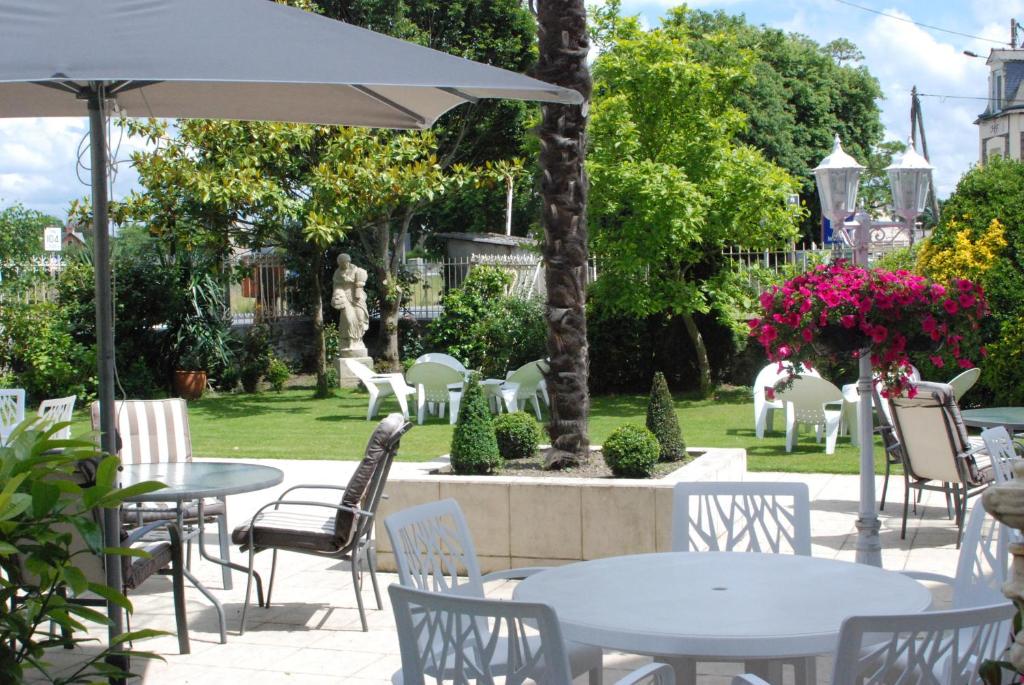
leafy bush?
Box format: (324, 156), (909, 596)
(602, 425), (660, 478)
(450, 375), (502, 475)
(474, 297), (546, 378)
(0, 423), (165, 684)
(266, 356), (290, 392)
(646, 372), (685, 461)
(493, 411), (541, 460)
(427, 265), (512, 364)
(238, 324), (273, 393)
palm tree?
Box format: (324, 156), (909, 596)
(533, 0), (592, 468)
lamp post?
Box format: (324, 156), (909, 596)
(812, 135), (934, 566)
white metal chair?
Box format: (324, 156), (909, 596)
(0, 388), (26, 442)
(344, 358), (416, 420)
(887, 382), (992, 544)
(948, 366), (982, 403)
(405, 361), (465, 424)
(35, 395), (76, 439)
(499, 359), (548, 419)
(390, 585), (675, 685)
(413, 352), (468, 375)
(981, 426), (1021, 484)
(773, 376), (844, 454)
(384, 499), (605, 685)
(671, 482), (813, 683)
(752, 363), (820, 439)
(732, 602), (1014, 685)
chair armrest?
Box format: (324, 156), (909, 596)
(902, 570), (954, 587)
(278, 483), (347, 499)
(250, 498), (373, 523)
(731, 675), (772, 685)
(480, 567), (550, 583)
(123, 518), (180, 547)
(614, 663), (677, 685)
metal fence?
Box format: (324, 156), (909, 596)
(0, 256), (67, 306)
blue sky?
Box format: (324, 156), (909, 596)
(0, 0), (1013, 219)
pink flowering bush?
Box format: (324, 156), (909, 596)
(749, 261), (988, 396)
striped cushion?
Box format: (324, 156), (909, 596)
(90, 399), (192, 464)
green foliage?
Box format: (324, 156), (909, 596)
(449, 375), (502, 475)
(168, 269), (233, 374)
(875, 245), (919, 273)
(472, 297), (547, 378)
(602, 425), (660, 478)
(493, 411), (542, 460)
(0, 302), (94, 404)
(0, 424), (166, 684)
(646, 372), (685, 462)
(0, 204), (59, 280)
(427, 266), (511, 364)
(266, 356), (290, 392)
(238, 324), (273, 394)
(981, 316), (1024, 406)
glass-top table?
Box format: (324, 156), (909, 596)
(121, 461), (284, 642)
(960, 407), (1024, 431)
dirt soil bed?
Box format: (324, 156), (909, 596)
(491, 450), (703, 479)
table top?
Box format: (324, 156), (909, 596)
(961, 407), (1024, 430)
(120, 461), (284, 502)
(513, 552), (932, 659)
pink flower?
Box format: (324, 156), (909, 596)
(943, 299), (959, 315)
(929, 355), (944, 368)
(921, 315), (937, 333)
(980, 346), (988, 358)
(870, 325), (888, 344)
(760, 325), (777, 343)
(957, 358), (975, 369)
(840, 315), (856, 329)
(801, 328), (814, 343)
(959, 293), (976, 308)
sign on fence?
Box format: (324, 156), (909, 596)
(43, 226), (62, 252)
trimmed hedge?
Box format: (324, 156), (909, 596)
(602, 425), (659, 478)
(450, 374), (502, 475)
(493, 411), (542, 460)
(646, 371), (685, 462)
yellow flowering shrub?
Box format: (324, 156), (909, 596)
(916, 218), (1007, 285)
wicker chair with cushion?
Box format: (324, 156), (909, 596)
(90, 398), (232, 588)
(887, 382), (992, 545)
(232, 413), (412, 633)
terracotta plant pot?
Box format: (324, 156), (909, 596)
(173, 370), (207, 400)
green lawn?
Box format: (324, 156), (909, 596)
(70, 386), (892, 474)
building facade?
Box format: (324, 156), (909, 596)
(976, 48), (1024, 162)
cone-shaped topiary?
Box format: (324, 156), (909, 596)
(450, 373), (503, 475)
(646, 371), (685, 462)
(493, 411), (542, 460)
(602, 425), (660, 478)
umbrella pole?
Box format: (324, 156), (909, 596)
(87, 84), (127, 680)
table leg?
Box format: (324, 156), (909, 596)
(195, 500), (264, 605)
(744, 659), (784, 684)
(175, 506), (227, 644)
(661, 657), (696, 684)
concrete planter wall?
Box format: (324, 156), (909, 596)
(374, 447), (746, 572)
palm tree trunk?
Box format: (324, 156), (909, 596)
(535, 0), (592, 468)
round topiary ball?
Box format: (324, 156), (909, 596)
(602, 425), (660, 478)
(493, 411), (542, 460)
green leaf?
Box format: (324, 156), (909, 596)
(31, 480), (61, 518)
(86, 582), (133, 612)
(71, 515), (104, 554)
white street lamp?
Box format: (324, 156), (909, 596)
(812, 134), (934, 568)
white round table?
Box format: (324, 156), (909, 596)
(514, 552), (932, 664)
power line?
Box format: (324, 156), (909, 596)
(832, 0), (1009, 46)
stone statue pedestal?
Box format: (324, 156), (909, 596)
(336, 349), (373, 389)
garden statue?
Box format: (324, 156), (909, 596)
(331, 253), (369, 355)
(331, 253), (372, 388)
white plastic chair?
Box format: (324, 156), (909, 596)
(414, 352), (468, 375)
(499, 359), (548, 419)
(344, 358), (415, 420)
(773, 376), (844, 454)
(0, 388), (26, 442)
(732, 602), (1014, 685)
(981, 426), (1021, 484)
(390, 584), (675, 685)
(384, 499), (606, 685)
(948, 366), (982, 403)
(35, 395), (76, 440)
(405, 362), (465, 425)
(752, 363), (820, 439)
(840, 367), (921, 446)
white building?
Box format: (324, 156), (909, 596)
(976, 47), (1024, 162)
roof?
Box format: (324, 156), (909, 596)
(434, 232), (536, 247)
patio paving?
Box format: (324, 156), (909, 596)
(31, 458), (972, 684)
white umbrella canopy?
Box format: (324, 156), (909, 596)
(0, 0), (581, 666)
(0, 0), (580, 125)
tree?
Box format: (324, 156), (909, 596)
(587, 9), (802, 396)
(534, 0), (593, 468)
(859, 140), (907, 217)
(664, 8), (884, 241)
(0, 203), (61, 278)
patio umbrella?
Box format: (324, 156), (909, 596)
(0, 0), (581, 659)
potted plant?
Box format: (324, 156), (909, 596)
(749, 261), (988, 397)
(170, 270), (233, 400)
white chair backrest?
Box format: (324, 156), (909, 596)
(948, 367), (982, 403)
(405, 362), (465, 403)
(753, 362), (820, 400)
(390, 584), (574, 685)
(888, 382), (974, 485)
(981, 426), (1019, 484)
(671, 482), (812, 555)
(384, 499), (485, 598)
(90, 399), (192, 464)
(505, 359), (548, 396)
(952, 505), (1010, 609)
(343, 358), (378, 388)
(36, 395), (76, 440)
(773, 375), (842, 424)
(830, 603), (1014, 685)
(414, 353), (467, 375)
(0, 388), (26, 428)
